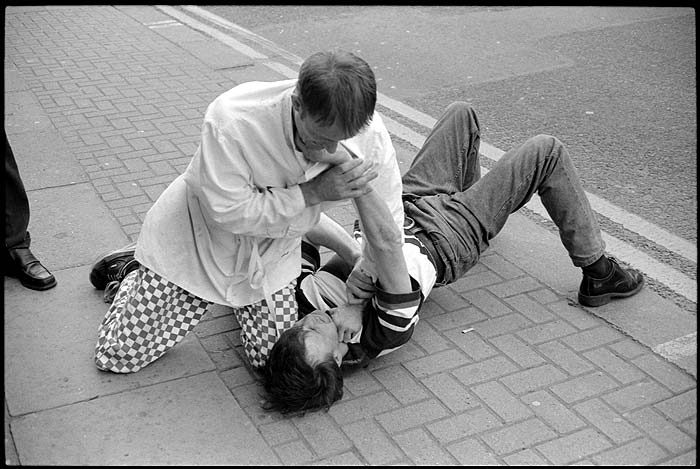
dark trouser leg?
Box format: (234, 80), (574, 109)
(5, 131), (31, 251)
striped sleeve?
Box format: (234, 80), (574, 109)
(360, 276), (423, 358)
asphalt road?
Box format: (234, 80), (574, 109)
(189, 5), (696, 309)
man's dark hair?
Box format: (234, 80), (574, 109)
(262, 325), (343, 413)
(297, 49), (377, 136)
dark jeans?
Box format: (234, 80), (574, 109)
(402, 102), (605, 285)
(5, 130), (31, 251)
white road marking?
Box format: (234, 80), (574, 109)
(163, 4), (697, 306)
(652, 332), (697, 361)
(156, 5), (267, 59)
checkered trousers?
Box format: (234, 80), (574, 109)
(231, 281), (298, 369)
(94, 265), (210, 373)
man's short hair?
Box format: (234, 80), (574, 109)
(297, 50), (377, 136)
(262, 325), (343, 413)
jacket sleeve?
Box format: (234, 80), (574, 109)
(188, 120), (321, 238)
(360, 276), (423, 358)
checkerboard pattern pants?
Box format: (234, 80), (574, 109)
(231, 283), (298, 368)
(94, 265), (298, 372)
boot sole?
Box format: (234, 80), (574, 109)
(578, 277), (645, 307)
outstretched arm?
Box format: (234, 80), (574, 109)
(352, 189), (412, 294)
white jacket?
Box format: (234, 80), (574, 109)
(135, 79), (404, 307)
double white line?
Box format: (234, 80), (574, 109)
(157, 5), (697, 307)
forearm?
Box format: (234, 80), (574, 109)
(305, 213), (362, 267)
(196, 183), (319, 238)
(353, 189), (411, 294)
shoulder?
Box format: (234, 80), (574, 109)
(205, 79), (297, 127)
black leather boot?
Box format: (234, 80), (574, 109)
(578, 257), (644, 307)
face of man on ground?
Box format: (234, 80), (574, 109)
(295, 310), (348, 367)
(291, 94), (355, 165)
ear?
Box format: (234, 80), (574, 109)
(291, 93), (302, 113)
(334, 343), (348, 367)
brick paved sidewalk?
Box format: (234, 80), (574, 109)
(4, 5), (696, 466)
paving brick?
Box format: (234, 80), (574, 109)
(365, 342), (426, 371)
(487, 275), (543, 298)
(272, 440), (314, 465)
(421, 373), (478, 413)
(193, 314), (238, 338)
(591, 438), (668, 466)
(500, 364), (568, 395)
(472, 313), (533, 338)
(393, 428), (456, 465)
(549, 372), (619, 403)
(426, 307), (487, 331)
(105, 194), (150, 209)
(631, 353), (696, 393)
(314, 451), (365, 465)
(218, 366), (256, 390)
(452, 355), (519, 387)
(658, 451), (697, 466)
(653, 389), (697, 422)
(505, 294), (555, 323)
(480, 254), (523, 279)
(536, 428), (612, 465)
(404, 348), (470, 379)
(561, 326), (626, 351)
(516, 319), (578, 345)
(473, 381), (533, 422)
(527, 288), (560, 305)
(443, 328), (498, 360)
(425, 407), (502, 444)
(292, 412), (352, 457)
(409, 321), (452, 354)
(427, 287), (472, 312)
(461, 288), (513, 317)
(373, 365), (429, 405)
(573, 398), (641, 443)
(143, 184), (167, 202)
(489, 334), (547, 368)
(548, 300), (603, 330)
(328, 392), (400, 425)
(258, 419), (299, 447)
(116, 181), (145, 198)
(342, 369), (383, 397)
(521, 390), (587, 434)
(376, 399), (450, 434)
(482, 418), (557, 455)
(607, 339), (650, 360)
(450, 270), (502, 292)
(342, 419), (403, 465)
(503, 448), (550, 465)
(583, 347), (646, 385)
(603, 381), (674, 413)
(626, 407), (695, 454)
(447, 438), (501, 465)
(537, 340), (595, 375)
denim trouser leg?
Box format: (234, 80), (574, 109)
(402, 101), (482, 199)
(404, 126), (606, 284)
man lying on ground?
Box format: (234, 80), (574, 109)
(263, 102), (645, 413)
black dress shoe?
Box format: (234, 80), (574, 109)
(6, 247), (57, 291)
